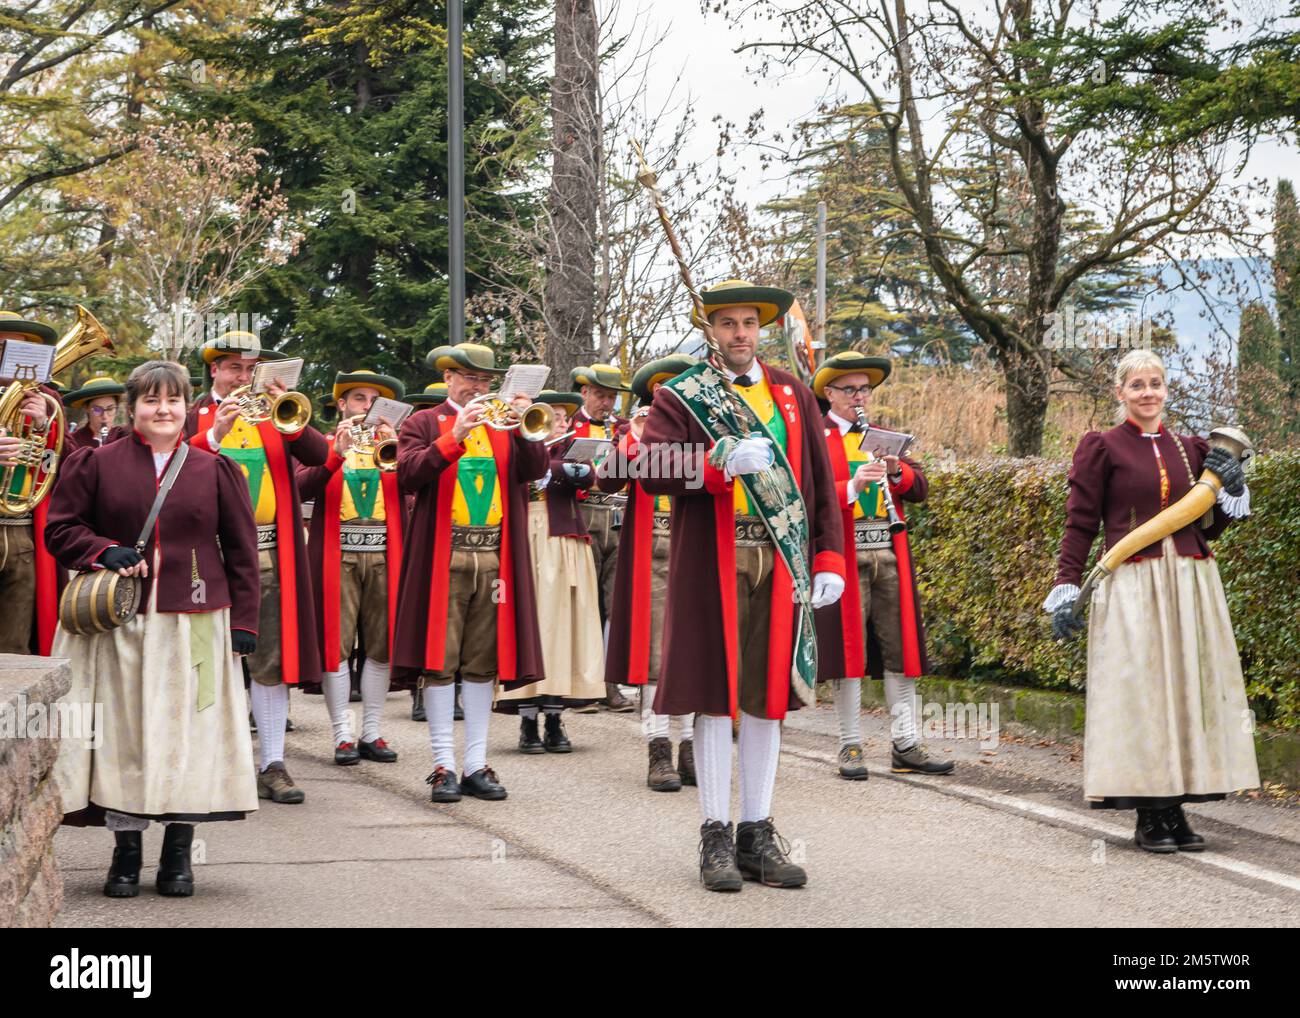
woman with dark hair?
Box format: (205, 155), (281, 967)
(47, 360), (261, 898)
(1045, 349), (1258, 853)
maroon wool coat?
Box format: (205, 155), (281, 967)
(541, 436), (596, 539)
(640, 362), (846, 718)
(390, 406), (549, 690)
(65, 424), (129, 452)
(45, 432), (261, 633)
(184, 390), (329, 686)
(1055, 419), (1233, 588)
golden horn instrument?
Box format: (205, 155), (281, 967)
(1070, 426), (1253, 622)
(465, 392), (554, 443)
(348, 418), (399, 472)
(0, 305), (115, 517)
(227, 384), (312, 435)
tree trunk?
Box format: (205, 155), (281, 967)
(1002, 346), (1049, 457)
(544, 0), (599, 383)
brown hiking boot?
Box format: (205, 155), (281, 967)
(603, 682), (635, 712)
(257, 761), (305, 804)
(647, 736), (682, 792)
(677, 739), (696, 786)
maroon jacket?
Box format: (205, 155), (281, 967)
(640, 362), (845, 718)
(1055, 419), (1232, 588)
(45, 432), (261, 633)
(540, 437), (595, 539)
(390, 406), (549, 689)
(65, 424), (128, 452)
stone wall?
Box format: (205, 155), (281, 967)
(0, 654), (71, 928)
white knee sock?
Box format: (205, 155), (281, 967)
(640, 683), (670, 740)
(738, 711), (781, 823)
(675, 713), (694, 742)
(694, 714), (733, 824)
(250, 682), (289, 771)
(884, 671), (918, 750)
(323, 664), (354, 745)
(834, 677), (862, 747)
(423, 684), (457, 771)
(519, 705), (539, 720)
(460, 680), (495, 776)
(360, 659), (390, 742)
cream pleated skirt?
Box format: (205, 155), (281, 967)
(1084, 536), (1260, 804)
(496, 503), (606, 707)
(52, 589), (259, 824)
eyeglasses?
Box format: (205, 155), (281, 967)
(451, 369), (495, 385)
(827, 384), (873, 397)
(87, 405), (118, 416)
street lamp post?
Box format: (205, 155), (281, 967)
(448, 0), (465, 346)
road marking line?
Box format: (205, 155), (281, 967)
(781, 745), (1300, 895)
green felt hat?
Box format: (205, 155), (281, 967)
(64, 376), (125, 408)
(426, 342), (505, 374)
(332, 369), (405, 403)
(536, 389), (581, 416)
(631, 353), (698, 405)
(570, 362), (631, 392)
(691, 279), (794, 329)
(201, 331), (286, 364)
(812, 350), (892, 397)
(0, 309), (58, 345)
(407, 382), (448, 407)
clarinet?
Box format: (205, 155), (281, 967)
(98, 424), (109, 446)
(854, 407), (906, 535)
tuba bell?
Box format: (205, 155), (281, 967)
(0, 305), (115, 517)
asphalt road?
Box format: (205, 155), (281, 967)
(54, 689), (1300, 927)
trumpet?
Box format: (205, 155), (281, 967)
(227, 383), (312, 435)
(348, 417), (398, 472)
(854, 407), (906, 535)
(465, 391), (554, 443)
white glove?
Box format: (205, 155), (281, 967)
(562, 461), (591, 480)
(809, 571), (845, 609)
(724, 436), (774, 479)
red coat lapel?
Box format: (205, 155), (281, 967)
(761, 363), (800, 718)
(257, 419), (301, 684)
(488, 426), (518, 680)
(382, 470), (402, 654)
(423, 414), (458, 671)
(825, 425), (866, 678)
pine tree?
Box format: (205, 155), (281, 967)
(1275, 179), (1300, 399)
(176, 0), (549, 395)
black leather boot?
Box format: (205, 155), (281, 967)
(411, 688), (426, 722)
(1162, 804), (1206, 852)
(542, 712), (572, 753)
(698, 821), (742, 892)
(156, 823), (195, 896)
(735, 818), (807, 887)
(518, 715), (544, 753)
(1134, 807), (1178, 854)
(104, 830), (142, 898)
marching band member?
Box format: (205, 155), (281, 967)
(641, 280), (845, 891)
(298, 370), (407, 766)
(0, 309), (64, 655)
(48, 360), (260, 898)
(569, 363), (635, 712)
(63, 376), (128, 450)
(605, 354), (698, 791)
(812, 352), (951, 779)
(497, 390), (606, 749)
(185, 331), (328, 805)
(393, 342), (548, 802)
(1045, 349), (1258, 853)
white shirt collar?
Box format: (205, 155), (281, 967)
(723, 361), (759, 383)
(827, 410), (855, 435)
(444, 397), (462, 413)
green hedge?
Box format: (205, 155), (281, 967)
(907, 450), (1300, 730)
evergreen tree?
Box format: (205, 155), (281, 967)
(1275, 179), (1300, 398)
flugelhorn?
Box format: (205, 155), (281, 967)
(854, 407), (906, 535)
(1068, 426), (1253, 624)
(0, 305), (115, 517)
(464, 391), (554, 442)
(227, 383), (312, 435)
(348, 417), (398, 472)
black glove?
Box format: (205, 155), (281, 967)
(1052, 603), (1087, 641)
(232, 630), (257, 656)
(100, 545), (144, 572)
(1202, 446), (1245, 497)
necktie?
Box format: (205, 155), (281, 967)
(848, 420), (865, 434)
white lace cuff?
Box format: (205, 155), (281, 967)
(1216, 483), (1250, 519)
(534, 469), (551, 491)
(1042, 583), (1080, 614)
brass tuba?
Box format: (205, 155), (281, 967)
(464, 391), (554, 442)
(0, 305), (115, 517)
(1069, 426), (1253, 622)
(226, 383), (312, 435)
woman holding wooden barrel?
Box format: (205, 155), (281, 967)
(1044, 349), (1259, 853)
(47, 360), (261, 898)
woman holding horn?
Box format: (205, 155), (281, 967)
(1044, 349), (1258, 853)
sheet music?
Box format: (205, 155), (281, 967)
(498, 364), (550, 400)
(0, 339), (55, 384)
(252, 356), (303, 393)
(363, 396), (412, 430)
(857, 425), (914, 459)
(563, 437), (612, 462)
